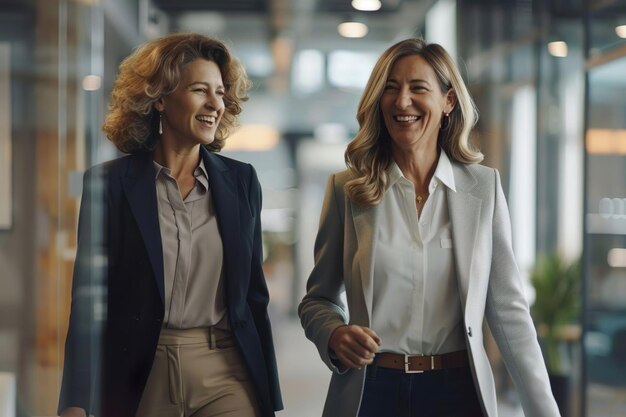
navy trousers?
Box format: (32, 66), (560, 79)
(358, 363), (485, 417)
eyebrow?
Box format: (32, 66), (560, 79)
(386, 78), (430, 84)
(186, 81), (225, 89)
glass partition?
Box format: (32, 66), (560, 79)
(584, 54), (626, 417)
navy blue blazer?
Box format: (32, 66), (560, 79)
(59, 146), (283, 417)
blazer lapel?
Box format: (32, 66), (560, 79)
(351, 201), (380, 323)
(201, 148), (241, 302)
(122, 152), (165, 304)
(447, 163), (482, 314)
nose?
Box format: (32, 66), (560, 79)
(204, 91), (224, 112)
(394, 89), (411, 109)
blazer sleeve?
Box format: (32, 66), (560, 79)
(485, 168), (560, 417)
(298, 173), (350, 373)
(58, 167), (107, 415)
(245, 164), (284, 411)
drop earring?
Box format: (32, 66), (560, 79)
(441, 112), (450, 130)
(159, 112), (163, 135)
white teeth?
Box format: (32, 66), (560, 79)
(395, 115), (420, 122)
(196, 115), (216, 124)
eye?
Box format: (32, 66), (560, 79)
(411, 85), (427, 92)
(383, 84), (398, 92)
(216, 89), (225, 96)
(192, 88), (207, 94)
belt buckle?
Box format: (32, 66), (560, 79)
(404, 354), (434, 373)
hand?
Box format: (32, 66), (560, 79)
(59, 407), (87, 417)
(328, 325), (381, 369)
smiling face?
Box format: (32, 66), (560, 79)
(155, 59), (225, 149)
(380, 54), (455, 153)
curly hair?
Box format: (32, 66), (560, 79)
(102, 33), (251, 153)
(344, 38), (483, 208)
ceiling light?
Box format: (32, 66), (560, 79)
(351, 0), (382, 11)
(608, 248), (626, 267)
(338, 22), (368, 38)
(616, 25), (626, 38)
(586, 128), (626, 154)
(223, 124), (279, 151)
(547, 41), (568, 58)
(82, 75), (101, 91)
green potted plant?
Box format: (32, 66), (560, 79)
(530, 252), (580, 416)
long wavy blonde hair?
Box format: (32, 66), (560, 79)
(345, 38), (483, 208)
(103, 33), (251, 154)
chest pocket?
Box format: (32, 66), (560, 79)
(440, 227), (453, 249)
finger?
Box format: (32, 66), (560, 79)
(347, 338), (377, 359)
(337, 351), (362, 369)
(361, 327), (382, 345)
(342, 341), (377, 364)
(352, 330), (380, 354)
(339, 349), (373, 369)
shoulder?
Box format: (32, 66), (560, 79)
(454, 161), (498, 183)
(458, 161), (495, 177)
(451, 161), (499, 199)
(210, 152), (252, 171)
(330, 168), (354, 188)
(203, 148), (256, 179)
(84, 153), (136, 179)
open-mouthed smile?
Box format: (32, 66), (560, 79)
(394, 115), (422, 122)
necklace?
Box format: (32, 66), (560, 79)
(415, 193), (428, 205)
(415, 192), (428, 215)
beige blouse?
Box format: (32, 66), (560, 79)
(154, 159), (227, 329)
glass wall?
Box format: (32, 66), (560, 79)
(584, 2), (626, 416)
(0, 0), (141, 414)
(458, 1), (586, 415)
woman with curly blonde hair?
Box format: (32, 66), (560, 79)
(59, 33), (282, 417)
(300, 38), (559, 417)
(102, 33), (249, 154)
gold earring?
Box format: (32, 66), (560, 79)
(441, 112), (450, 130)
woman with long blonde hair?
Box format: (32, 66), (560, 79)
(299, 38), (559, 417)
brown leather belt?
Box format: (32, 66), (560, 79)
(376, 350), (469, 373)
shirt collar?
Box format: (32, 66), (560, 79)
(433, 150), (456, 192)
(153, 158), (210, 191)
(387, 148), (456, 192)
(194, 159), (209, 190)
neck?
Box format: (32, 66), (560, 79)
(392, 142), (440, 191)
(153, 138), (201, 179)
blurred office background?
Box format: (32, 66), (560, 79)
(0, 0), (625, 416)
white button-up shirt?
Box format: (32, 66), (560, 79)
(371, 150), (466, 355)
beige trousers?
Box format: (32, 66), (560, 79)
(135, 327), (260, 417)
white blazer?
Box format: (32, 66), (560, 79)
(299, 161), (560, 417)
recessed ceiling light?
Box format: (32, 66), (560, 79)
(338, 22), (368, 38)
(608, 248), (626, 267)
(547, 41), (568, 58)
(616, 25), (626, 39)
(82, 75), (101, 91)
(224, 124), (280, 151)
(352, 0), (382, 11)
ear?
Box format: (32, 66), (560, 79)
(154, 97), (165, 112)
(445, 88), (457, 114)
